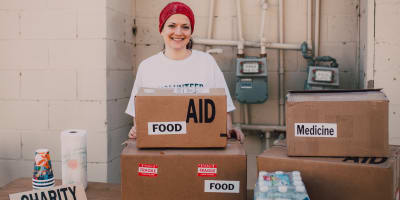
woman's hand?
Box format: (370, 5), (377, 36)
(227, 112), (245, 143)
(228, 127), (245, 143)
(128, 126), (137, 139)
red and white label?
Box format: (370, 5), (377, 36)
(138, 163), (158, 177)
(197, 164), (217, 177)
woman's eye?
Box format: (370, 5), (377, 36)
(183, 26), (190, 30)
(168, 24), (175, 28)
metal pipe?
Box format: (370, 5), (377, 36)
(307, 0), (312, 48)
(278, 0), (285, 126)
(236, 124), (286, 132)
(260, 0), (268, 56)
(244, 104), (249, 125)
(315, 0), (320, 57)
(207, 0), (215, 39)
(236, 0), (245, 55)
(193, 38), (308, 50)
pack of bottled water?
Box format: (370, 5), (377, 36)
(254, 171), (310, 200)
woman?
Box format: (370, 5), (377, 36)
(126, 2), (244, 142)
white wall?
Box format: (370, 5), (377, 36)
(0, 0), (135, 186)
(374, 0), (400, 144)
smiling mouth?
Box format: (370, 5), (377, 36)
(171, 37), (185, 41)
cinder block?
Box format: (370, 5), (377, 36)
(107, 98), (131, 131)
(180, 0), (210, 17)
(215, 0), (236, 17)
(375, 66), (400, 103)
(78, 0), (106, 9)
(267, 72), (278, 100)
(135, 0), (168, 18)
(321, 0), (359, 16)
(327, 15), (357, 42)
(376, 1), (400, 43)
(284, 71), (307, 92)
(49, 101), (107, 132)
(242, 15), (260, 41)
(87, 162), (108, 182)
(319, 42), (357, 73)
(21, 130), (61, 161)
(0, 101), (48, 130)
(135, 17), (162, 45)
(250, 98), (279, 124)
(0, 70), (20, 99)
(50, 40), (107, 69)
(76, 40), (107, 69)
(375, 43), (400, 69)
(0, 131), (21, 159)
(389, 103), (400, 145)
(107, 157), (121, 183)
(87, 131), (108, 162)
(107, 8), (126, 42)
(78, 8), (106, 39)
(0, 0), (21, 10)
(20, 40), (49, 68)
(20, 0), (46, 10)
(242, 0), (261, 16)
(20, 70), (76, 100)
(125, 16), (135, 44)
(223, 71), (235, 97)
(46, 0), (75, 9)
(192, 16), (208, 39)
(107, 40), (134, 70)
(244, 132), (264, 155)
(107, 70), (134, 99)
(319, 15), (329, 45)
(213, 16), (234, 40)
(0, 40), (20, 67)
(283, 50), (299, 72)
(106, 0), (131, 16)
(135, 44), (163, 67)
(77, 69), (106, 100)
(0, 160), (15, 187)
(211, 46), (235, 72)
(284, 0), (307, 43)
(0, 11), (19, 39)
(21, 10), (76, 39)
(338, 71), (356, 89)
(231, 100), (242, 123)
(109, 126), (129, 161)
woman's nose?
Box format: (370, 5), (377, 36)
(174, 27), (183, 34)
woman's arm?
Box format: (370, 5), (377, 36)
(128, 118), (136, 139)
(227, 112), (245, 143)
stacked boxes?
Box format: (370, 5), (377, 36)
(257, 89), (397, 199)
(121, 88), (247, 200)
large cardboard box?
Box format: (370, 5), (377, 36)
(121, 140), (247, 200)
(286, 89), (389, 156)
(257, 146), (400, 200)
(135, 87), (227, 148)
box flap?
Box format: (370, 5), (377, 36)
(287, 89), (388, 102)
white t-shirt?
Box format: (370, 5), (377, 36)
(125, 49), (235, 117)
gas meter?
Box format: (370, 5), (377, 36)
(301, 42), (340, 90)
(235, 57), (268, 104)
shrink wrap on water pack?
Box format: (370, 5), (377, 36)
(61, 129), (87, 189)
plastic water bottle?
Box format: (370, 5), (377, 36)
(254, 171), (310, 200)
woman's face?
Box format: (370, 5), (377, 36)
(161, 14), (192, 51)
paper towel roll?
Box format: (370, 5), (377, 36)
(61, 129), (87, 189)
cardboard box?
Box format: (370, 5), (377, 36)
(135, 87), (227, 148)
(121, 140), (247, 200)
(286, 89), (389, 156)
(257, 146), (399, 200)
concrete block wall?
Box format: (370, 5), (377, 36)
(0, 0), (135, 187)
(373, 0), (400, 144)
(105, 0), (135, 183)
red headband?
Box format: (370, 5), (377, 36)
(159, 2), (195, 33)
